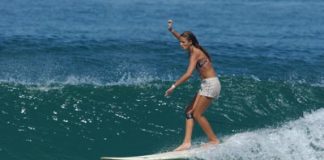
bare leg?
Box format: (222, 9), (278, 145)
(193, 96), (220, 144)
(174, 119), (194, 151)
(174, 94), (199, 151)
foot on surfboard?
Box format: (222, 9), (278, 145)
(201, 140), (220, 148)
(174, 143), (191, 151)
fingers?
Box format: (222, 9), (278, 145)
(168, 19), (173, 29)
(164, 88), (174, 96)
(165, 92), (171, 97)
(164, 89), (170, 96)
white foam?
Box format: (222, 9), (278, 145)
(0, 73), (176, 91)
(0, 72), (174, 88)
(194, 109), (324, 160)
(311, 78), (324, 88)
(250, 75), (261, 82)
(107, 72), (158, 86)
(63, 75), (103, 86)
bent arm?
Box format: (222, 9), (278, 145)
(173, 54), (198, 87)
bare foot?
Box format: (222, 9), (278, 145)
(174, 143), (191, 151)
(201, 140), (220, 148)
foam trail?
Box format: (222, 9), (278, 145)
(194, 109), (324, 160)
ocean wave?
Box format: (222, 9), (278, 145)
(1, 73), (323, 159)
(195, 108), (324, 160)
(0, 72), (175, 91)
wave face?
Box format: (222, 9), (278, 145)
(0, 77), (323, 159)
(1, 0), (324, 159)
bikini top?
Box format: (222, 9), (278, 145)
(196, 58), (209, 70)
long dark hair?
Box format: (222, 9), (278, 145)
(181, 31), (211, 61)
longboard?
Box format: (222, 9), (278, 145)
(101, 147), (206, 160)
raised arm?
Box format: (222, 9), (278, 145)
(168, 20), (181, 41)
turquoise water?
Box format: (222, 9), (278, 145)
(1, 0), (324, 159)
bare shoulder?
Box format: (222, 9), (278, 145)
(190, 51), (200, 60)
(193, 48), (206, 59)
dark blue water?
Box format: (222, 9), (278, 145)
(1, 0), (324, 159)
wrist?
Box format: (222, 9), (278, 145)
(171, 84), (176, 89)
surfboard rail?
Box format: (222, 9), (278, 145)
(101, 148), (199, 160)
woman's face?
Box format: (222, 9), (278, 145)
(179, 37), (192, 50)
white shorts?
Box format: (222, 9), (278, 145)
(198, 77), (221, 98)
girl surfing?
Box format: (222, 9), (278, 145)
(165, 20), (221, 151)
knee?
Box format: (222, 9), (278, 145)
(184, 106), (194, 120)
(185, 112), (194, 119)
(193, 112), (202, 120)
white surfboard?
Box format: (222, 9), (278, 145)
(101, 146), (208, 160)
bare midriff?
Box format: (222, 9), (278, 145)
(196, 59), (218, 79)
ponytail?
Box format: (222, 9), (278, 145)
(195, 44), (211, 62)
(181, 31), (212, 61)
